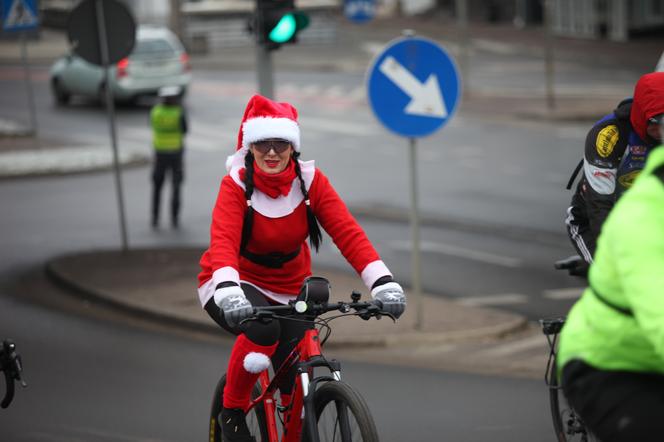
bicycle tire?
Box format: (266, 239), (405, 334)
(310, 381), (379, 442)
(548, 357), (597, 442)
(209, 374), (270, 442)
(548, 358), (568, 442)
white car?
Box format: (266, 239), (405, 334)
(657, 50), (664, 72)
(50, 26), (191, 105)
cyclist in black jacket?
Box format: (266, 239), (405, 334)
(565, 72), (664, 266)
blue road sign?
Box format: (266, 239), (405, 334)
(344, 0), (375, 24)
(367, 36), (461, 138)
(1, 0), (39, 32)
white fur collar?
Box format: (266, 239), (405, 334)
(228, 159), (316, 218)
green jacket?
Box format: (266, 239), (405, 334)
(151, 104), (185, 152)
(558, 146), (664, 374)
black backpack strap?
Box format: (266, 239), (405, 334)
(566, 159), (584, 190)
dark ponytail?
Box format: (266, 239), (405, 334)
(239, 151), (255, 251)
(293, 152), (323, 252)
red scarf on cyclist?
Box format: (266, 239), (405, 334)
(239, 159), (296, 199)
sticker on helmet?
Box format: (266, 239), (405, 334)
(618, 170), (641, 189)
(596, 125), (619, 158)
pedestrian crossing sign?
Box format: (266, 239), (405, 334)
(2, 0), (39, 32)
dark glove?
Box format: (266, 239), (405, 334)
(371, 282), (406, 319)
(214, 284), (253, 328)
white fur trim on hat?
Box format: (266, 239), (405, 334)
(243, 352), (271, 374)
(242, 117), (300, 151)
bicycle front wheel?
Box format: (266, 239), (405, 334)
(209, 374), (269, 442)
(549, 358), (597, 442)
(312, 381), (379, 442)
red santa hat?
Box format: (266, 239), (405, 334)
(227, 95), (301, 171)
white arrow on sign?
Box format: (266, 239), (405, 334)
(378, 56), (448, 119)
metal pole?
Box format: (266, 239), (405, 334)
(169, 0), (184, 41)
(95, 0), (129, 251)
(20, 32), (37, 135)
(543, 0), (556, 111)
(455, 0), (470, 98)
(409, 138), (423, 331)
(256, 44), (274, 99)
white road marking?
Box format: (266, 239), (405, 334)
(347, 86), (365, 101)
(455, 293), (528, 307)
(481, 334), (547, 357)
(389, 240), (523, 268)
(543, 287), (585, 300)
(299, 116), (380, 136)
(300, 84), (322, 96)
(324, 84), (345, 98)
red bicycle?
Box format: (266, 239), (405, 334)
(209, 281), (391, 442)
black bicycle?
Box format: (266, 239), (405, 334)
(1, 339), (27, 409)
(540, 257), (596, 442)
(541, 317), (598, 442)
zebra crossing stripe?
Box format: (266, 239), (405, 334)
(456, 294), (528, 307)
(481, 334), (546, 357)
(543, 287), (585, 300)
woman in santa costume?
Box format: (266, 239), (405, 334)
(197, 94), (406, 441)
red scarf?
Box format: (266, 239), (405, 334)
(239, 159), (296, 199)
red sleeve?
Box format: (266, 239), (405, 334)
(309, 169), (382, 274)
(208, 175), (246, 278)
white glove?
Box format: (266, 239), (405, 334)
(214, 285), (253, 328)
(371, 282), (406, 319)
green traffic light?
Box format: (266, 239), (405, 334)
(269, 13), (296, 43)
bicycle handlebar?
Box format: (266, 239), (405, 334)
(1, 339), (27, 409)
(249, 299), (390, 322)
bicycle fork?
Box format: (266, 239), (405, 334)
(299, 356), (342, 442)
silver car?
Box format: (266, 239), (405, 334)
(50, 25), (191, 105)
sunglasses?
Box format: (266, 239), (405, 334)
(252, 139), (292, 154)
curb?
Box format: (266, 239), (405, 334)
(0, 146), (151, 179)
(44, 250), (528, 349)
(45, 257), (222, 337)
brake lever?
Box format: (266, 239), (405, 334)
(239, 311), (274, 327)
(358, 304), (387, 321)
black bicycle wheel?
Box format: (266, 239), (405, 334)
(209, 374), (270, 442)
(312, 381), (379, 442)
(548, 358), (597, 442)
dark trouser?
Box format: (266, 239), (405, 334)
(204, 283), (313, 394)
(151, 151), (184, 226)
(562, 360), (664, 442)
(564, 194), (595, 265)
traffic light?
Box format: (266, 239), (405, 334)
(255, 0), (309, 51)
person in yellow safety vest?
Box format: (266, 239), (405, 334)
(150, 86), (188, 228)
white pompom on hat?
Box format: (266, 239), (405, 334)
(226, 94), (301, 171)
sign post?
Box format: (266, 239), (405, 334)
(2, 0), (40, 135)
(367, 33), (461, 330)
(68, 0), (136, 252)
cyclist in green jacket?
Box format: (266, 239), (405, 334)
(558, 117), (664, 442)
(150, 86), (188, 228)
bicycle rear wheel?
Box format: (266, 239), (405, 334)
(311, 381), (379, 442)
(210, 374), (269, 442)
(548, 358), (597, 442)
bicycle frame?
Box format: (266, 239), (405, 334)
(247, 327), (340, 442)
